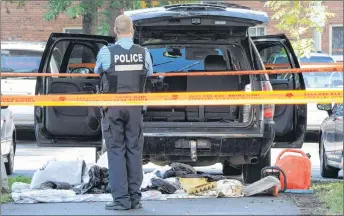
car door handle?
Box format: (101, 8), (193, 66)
(82, 83), (94, 91)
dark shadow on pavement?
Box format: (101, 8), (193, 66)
(305, 133), (319, 143)
(16, 131), (36, 141)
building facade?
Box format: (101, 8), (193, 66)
(1, 1), (343, 60)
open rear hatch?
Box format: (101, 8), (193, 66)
(126, 4), (268, 129)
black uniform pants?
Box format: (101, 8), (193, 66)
(102, 106), (143, 209)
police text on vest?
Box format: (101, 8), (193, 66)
(114, 54), (143, 64)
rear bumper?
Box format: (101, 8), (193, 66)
(36, 122), (271, 151)
(144, 122), (263, 138)
(142, 124), (273, 165)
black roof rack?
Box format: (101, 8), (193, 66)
(164, 3), (227, 11)
(200, 1), (251, 10)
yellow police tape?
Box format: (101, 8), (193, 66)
(1, 90), (342, 106)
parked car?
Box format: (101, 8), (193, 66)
(1, 104), (16, 175)
(267, 52), (342, 134)
(34, 3), (307, 183)
(317, 103), (343, 178)
(1, 41), (46, 132)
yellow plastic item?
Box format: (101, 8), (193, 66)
(179, 178), (217, 194)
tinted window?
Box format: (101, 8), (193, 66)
(149, 47), (224, 73)
(1, 49), (42, 73)
(300, 55), (340, 89)
(274, 56), (289, 64)
(300, 56), (334, 63)
(67, 44), (97, 74)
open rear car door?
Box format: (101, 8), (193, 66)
(252, 34), (307, 148)
(35, 33), (115, 147)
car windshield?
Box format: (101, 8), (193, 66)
(300, 55), (343, 89)
(148, 46), (224, 73)
(1, 49), (43, 73)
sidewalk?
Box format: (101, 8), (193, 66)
(2, 197), (299, 215)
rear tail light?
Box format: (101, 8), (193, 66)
(261, 81), (275, 120)
(243, 83), (252, 123)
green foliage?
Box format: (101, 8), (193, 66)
(44, 0), (142, 35)
(265, 1), (335, 58)
(1, 176), (32, 204)
(313, 182), (344, 215)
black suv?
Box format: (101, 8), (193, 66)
(34, 3), (307, 183)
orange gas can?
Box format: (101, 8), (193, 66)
(275, 149), (311, 190)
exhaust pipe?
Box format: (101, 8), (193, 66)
(250, 157), (259, 164)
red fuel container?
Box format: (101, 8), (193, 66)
(275, 149), (311, 190)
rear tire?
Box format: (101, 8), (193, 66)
(243, 150), (271, 184)
(222, 161), (242, 176)
(320, 138), (339, 178)
(5, 139), (15, 175)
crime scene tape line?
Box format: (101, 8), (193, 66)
(1, 90), (342, 106)
(67, 62), (343, 69)
(1, 66), (343, 78)
(264, 63), (343, 68)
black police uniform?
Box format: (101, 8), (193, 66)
(100, 44), (147, 209)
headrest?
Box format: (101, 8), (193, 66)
(204, 55), (227, 71)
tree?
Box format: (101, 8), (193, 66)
(265, 1), (335, 58)
(44, 0), (142, 36)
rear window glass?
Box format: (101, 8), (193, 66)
(300, 55), (340, 89)
(274, 56), (289, 64)
(1, 49), (43, 73)
(300, 56), (334, 63)
(148, 47), (224, 73)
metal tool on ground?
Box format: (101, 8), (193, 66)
(261, 166), (288, 196)
(243, 175), (281, 197)
(275, 149), (311, 190)
(179, 177), (217, 194)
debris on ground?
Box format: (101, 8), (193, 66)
(74, 165), (110, 195)
(216, 179), (244, 198)
(30, 160), (85, 190)
(39, 181), (72, 190)
(150, 178), (177, 194)
(11, 182), (167, 204)
(179, 177), (216, 194)
(9, 152), (288, 204)
(243, 176), (281, 197)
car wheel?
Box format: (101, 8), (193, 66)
(320, 137), (339, 178)
(243, 150), (271, 184)
(5, 138), (15, 175)
(222, 160), (242, 176)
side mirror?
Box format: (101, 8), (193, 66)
(71, 67), (92, 74)
(317, 104), (332, 111)
(1, 106), (8, 109)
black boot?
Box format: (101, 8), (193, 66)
(105, 202), (130, 211)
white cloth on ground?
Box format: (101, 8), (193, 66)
(12, 182), (167, 204)
(30, 160), (85, 189)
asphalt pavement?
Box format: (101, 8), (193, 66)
(2, 136), (343, 215)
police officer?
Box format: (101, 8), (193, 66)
(94, 15), (153, 211)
